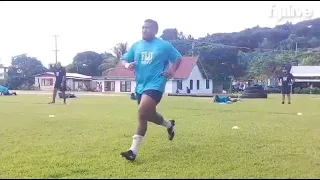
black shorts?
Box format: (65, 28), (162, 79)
(136, 90), (163, 105)
(54, 81), (67, 91)
(281, 85), (291, 95)
(3, 92), (10, 96)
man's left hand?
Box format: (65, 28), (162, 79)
(161, 69), (175, 79)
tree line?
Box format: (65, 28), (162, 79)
(2, 18), (320, 90)
(1, 43), (129, 89)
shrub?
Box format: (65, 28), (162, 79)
(294, 87), (320, 94)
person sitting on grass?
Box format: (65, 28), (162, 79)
(213, 95), (241, 103)
(0, 85), (17, 96)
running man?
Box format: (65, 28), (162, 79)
(120, 19), (182, 161)
(49, 62), (67, 104)
(278, 68), (294, 104)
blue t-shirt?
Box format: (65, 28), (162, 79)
(121, 38), (182, 94)
(216, 96), (230, 103)
(0, 85), (9, 94)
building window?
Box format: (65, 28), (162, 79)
(105, 81), (115, 91)
(197, 80), (200, 90)
(177, 80), (182, 90)
(41, 78), (54, 86)
(48, 79), (53, 86)
(126, 81), (131, 92)
(77, 81), (84, 89)
(120, 81), (125, 92)
(206, 80), (210, 89)
(190, 80), (193, 90)
(120, 81), (131, 92)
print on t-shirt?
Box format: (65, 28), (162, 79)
(141, 52), (154, 65)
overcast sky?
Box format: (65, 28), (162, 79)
(0, 1), (319, 67)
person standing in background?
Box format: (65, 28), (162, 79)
(48, 62), (67, 104)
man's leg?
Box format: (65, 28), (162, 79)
(287, 85), (292, 104)
(147, 111), (175, 141)
(49, 82), (60, 104)
(3, 92), (11, 96)
(121, 93), (153, 161)
(62, 82), (67, 104)
(287, 94), (291, 104)
(143, 90), (175, 140)
(61, 90), (66, 104)
(281, 87), (286, 104)
(60, 85), (67, 104)
(282, 94), (285, 104)
(4, 92), (17, 96)
(121, 91), (174, 161)
(231, 99), (238, 103)
(49, 88), (58, 104)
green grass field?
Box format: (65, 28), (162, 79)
(0, 94), (320, 178)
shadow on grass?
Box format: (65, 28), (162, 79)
(173, 107), (300, 116)
(120, 157), (145, 165)
(0, 101), (65, 105)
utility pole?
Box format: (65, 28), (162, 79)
(53, 35), (59, 64)
(191, 41), (195, 56)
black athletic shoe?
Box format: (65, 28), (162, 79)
(167, 120), (175, 141)
(120, 150), (136, 161)
(282, 102), (284, 104)
(288, 102), (291, 104)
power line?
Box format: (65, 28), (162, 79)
(182, 38), (304, 54)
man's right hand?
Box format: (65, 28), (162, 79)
(124, 62), (136, 71)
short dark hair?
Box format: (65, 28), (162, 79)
(144, 19), (158, 33)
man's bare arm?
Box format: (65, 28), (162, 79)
(170, 59), (182, 72)
(162, 59), (182, 79)
(121, 60), (136, 70)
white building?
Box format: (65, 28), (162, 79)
(105, 56), (214, 94)
(290, 66), (320, 87)
(34, 72), (92, 91)
(0, 65), (8, 80)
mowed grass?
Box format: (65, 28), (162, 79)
(0, 94), (320, 179)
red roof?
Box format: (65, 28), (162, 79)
(107, 63), (135, 79)
(107, 56), (199, 79)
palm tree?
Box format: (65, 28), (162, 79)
(113, 42), (128, 60)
